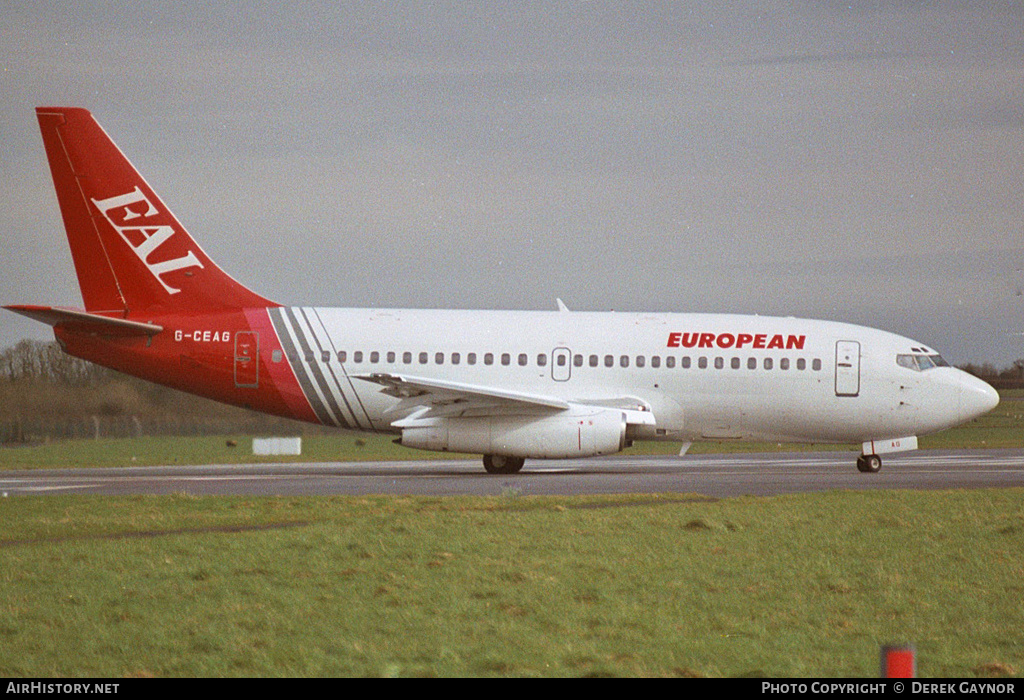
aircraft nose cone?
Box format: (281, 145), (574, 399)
(959, 374), (1000, 422)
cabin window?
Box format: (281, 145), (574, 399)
(537, 353), (547, 367)
(797, 358), (806, 370)
(574, 354), (583, 367)
(369, 351), (379, 363)
(681, 356), (690, 369)
(747, 357), (757, 370)
(353, 351), (363, 363)
(780, 358), (790, 370)
(403, 351), (412, 364)
(468, 353), (477, 365)
(764, 358), (773, 370)
(419, 352), (428, 364)
(666, 356), (676, 369)
(651, 356), (660, 368)
(484, 353), (494, 365)
(590, 355), (599, 367)
(636, 356), (646, 368)
(501, 353), (511, 366)
(620, 355), (630, 368)
(698, 357), (708, 369)
(435, 352), (444, 365)
(518, 353), (528, 366)
(812, 359), (822, 371)
(604, 355), (614, 367)
(337, 351), (347, 363)
(451, 352), (460, 365)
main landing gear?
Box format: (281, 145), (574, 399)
(856, 453), (882, 473)
(483, 454), (525, 474)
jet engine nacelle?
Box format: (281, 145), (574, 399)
(399, 408), (628, 459)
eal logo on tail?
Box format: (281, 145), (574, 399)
(91, 186), (204, 294)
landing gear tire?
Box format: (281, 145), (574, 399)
(856, 454), (882, 473)
(483, 455), (525, 474)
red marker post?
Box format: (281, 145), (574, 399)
(881, 644), (916, 678)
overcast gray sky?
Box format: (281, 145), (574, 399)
(2, 1), (1022, 365)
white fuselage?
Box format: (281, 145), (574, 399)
(267, 307), (999, 448)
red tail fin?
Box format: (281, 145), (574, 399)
(35, 107), (276, 315)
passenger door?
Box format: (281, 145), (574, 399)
(835, 340), (860, 397)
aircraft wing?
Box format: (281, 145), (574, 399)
(352, 372), (656, 425)
(353, 372), (570, 419)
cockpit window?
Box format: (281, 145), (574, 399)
(896, 354), (948, 371)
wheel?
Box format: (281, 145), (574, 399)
(483, 454), (525, 474)
(856, 454), (882, 473)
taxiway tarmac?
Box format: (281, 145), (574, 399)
(1, 449), (1022, 498)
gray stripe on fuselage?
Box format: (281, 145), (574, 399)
(295, 307), (367, 430)
(286, 307), (365, 429)
(268, 307), (340, 427)
(306, 307), (376, 431)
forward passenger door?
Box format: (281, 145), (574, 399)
(835, 340), (861, 397)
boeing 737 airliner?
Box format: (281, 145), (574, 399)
(5, 107), (1000, 473)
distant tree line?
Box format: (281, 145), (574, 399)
(0, 340), (313, 443)
(956, 360), (1024, 391)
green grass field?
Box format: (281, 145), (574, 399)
(0, 392), (1020, 677)
(1, 490), (1021, 677)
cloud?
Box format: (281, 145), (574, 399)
(1, 2), (1022, 364)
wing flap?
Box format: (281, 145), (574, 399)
(354, 373), (570, 415)
(353, 372), (657, 426)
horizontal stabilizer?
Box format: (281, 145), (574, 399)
(4, 305), (163, 337)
